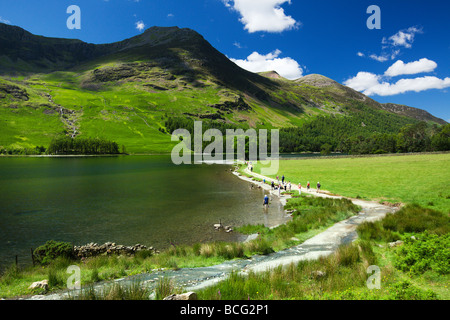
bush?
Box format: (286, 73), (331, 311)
(33, 240), (74, 265)
(389, 280), (438, 300)
(395, 233), (450, 275)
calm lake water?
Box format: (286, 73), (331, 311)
(0, 156), (289, 269)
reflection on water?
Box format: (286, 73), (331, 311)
(0, 156), (289, 268)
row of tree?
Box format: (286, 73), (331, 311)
(47, 136), (120, 155)
(0, 145), (46, 155)
(280, 120), (450, 155)
(165, 114), (450, 156)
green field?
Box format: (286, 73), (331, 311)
(254, 153), (450, 213)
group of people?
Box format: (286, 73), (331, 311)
(298, 181), (321, 194)
(263, 174), (322, 208)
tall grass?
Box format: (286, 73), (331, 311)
(72, 281), (150, 300)
(197, 241), (397, 300)
(357, 204), (450, 242)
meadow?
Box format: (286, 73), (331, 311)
(254, 153), (450, 213)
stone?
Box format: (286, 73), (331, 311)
(388, 240), (404, 248)
(163, 292), (198, 301)
(28, 280), (49, 291)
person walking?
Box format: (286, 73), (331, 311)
(317, 182), (321, 193)
(298, 183), (302, 195)
(307, 181), (310, 191)
(288, 181), (291, 192)
(282, 175), (285, 184)
(263, 194), (269, 208)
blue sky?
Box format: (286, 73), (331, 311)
(1, 0), (449, 121)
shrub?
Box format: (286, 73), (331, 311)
(33, 240), (74, 265)
(395, 233), (450, 275)
(389, 280), (438, 300)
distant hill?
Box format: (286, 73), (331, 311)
(0, 23), (446, 153)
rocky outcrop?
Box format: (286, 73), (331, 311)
(209, 97), (251, 112)
(0, 82), (29, 101)
(73, 242), (159, 259)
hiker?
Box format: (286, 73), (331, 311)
(278, 185), (281, 197)
(282, 175), (285, 184)
(298, 183), (302, 195)
(288, 181), (291, 191)
(307, 181), (310, 191)
(317, 182), (321, 193)
(263, 194), (269, 208)
(271, 181), (275, 190)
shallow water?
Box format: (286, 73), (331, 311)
(0, 156), (289, 269)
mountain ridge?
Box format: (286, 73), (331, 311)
(0, 23), (447, 153)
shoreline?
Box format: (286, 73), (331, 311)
(2, 150), (447, 159)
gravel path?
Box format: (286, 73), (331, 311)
(28, 167), (398, 300)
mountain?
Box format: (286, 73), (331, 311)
(0, 23), (446, 153)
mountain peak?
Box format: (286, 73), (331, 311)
(295, 74), (339, 87)
(258, 70), (284, 80)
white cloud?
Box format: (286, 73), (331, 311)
(223, 0), (299, 33)
(167, 13), (174, 18)
(344, 72), (450, 97)
(384, 58), (437, 77)
(369, 54), (389, 62)
(135, 20), (145, 32)
(344, 72), (381, 92)
(230, 49), (303, 80)
(357, 52), (365, 57)
(384, 26), (423, 48)
(361, 26), (422, 63)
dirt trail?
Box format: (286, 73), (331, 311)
(27, 166), (398, 300)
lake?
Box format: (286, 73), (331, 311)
(0, 156), (289, 269)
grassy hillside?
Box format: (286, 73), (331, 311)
(0, 24), (446, 154)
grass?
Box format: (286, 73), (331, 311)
(253, 153), (450, 213)
(197, 204), (449, 300)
